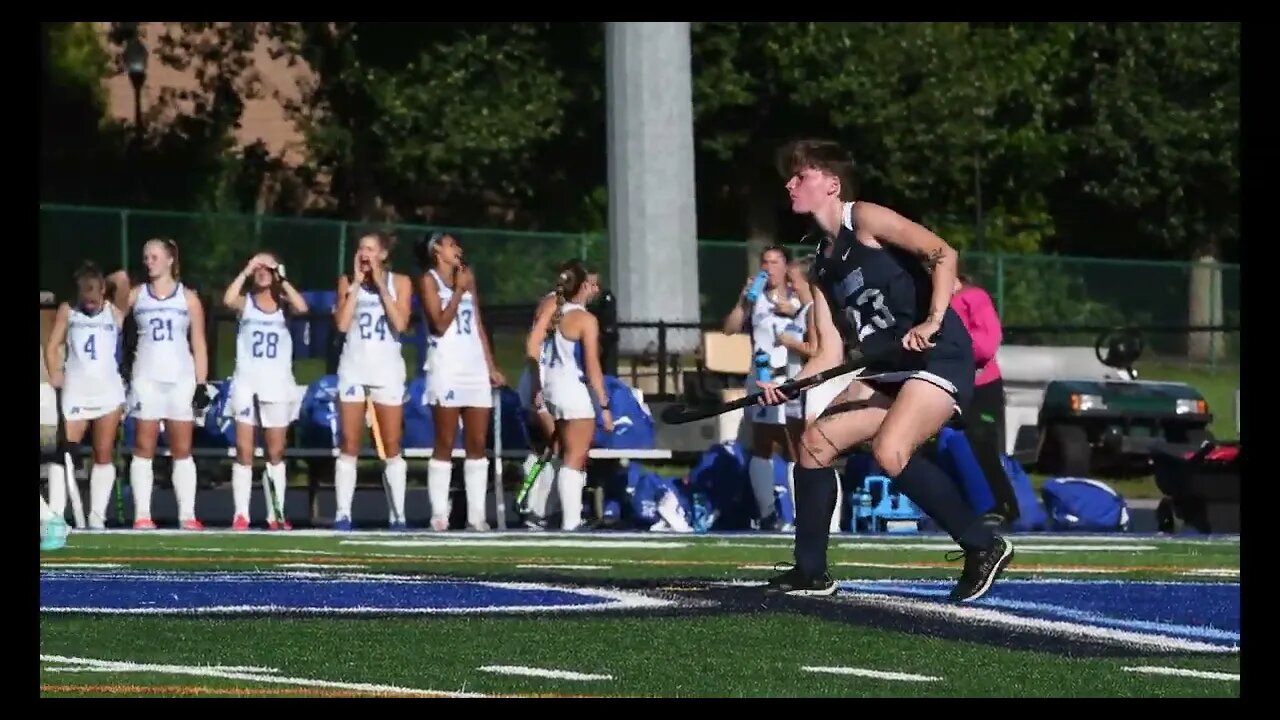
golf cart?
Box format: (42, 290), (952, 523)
(1007, 329), (1214, 477)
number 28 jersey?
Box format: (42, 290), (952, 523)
(809, 212), (971, 374)
(233, 294), (295, 401)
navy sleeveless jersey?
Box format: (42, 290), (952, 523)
(809, 223), (975, 407)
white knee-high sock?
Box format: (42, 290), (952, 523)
(130, 457), (154, 521)
(89, 463), (116, 526)
(40, 495), (53, 522)
(428, 459), (452, 521)
(749, 456), (776, 522)
(384, 455), (407, 524)
(464, 458), (489, 528)
(265, 462), (288, 523)
(831, 469), (844, 533)
(784, 461), (797, 524)
(525, 455), (557, 518)
(46, 463), (66, 517)
(334, 454), (357, 519)
(231, 463), (252, 519)
(557, 466), (587, 530)
(172, 457), (197, 521)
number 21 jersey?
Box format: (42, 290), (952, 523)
(132, 283), (193, 383)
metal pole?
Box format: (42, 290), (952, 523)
(492, 387), (506, 530)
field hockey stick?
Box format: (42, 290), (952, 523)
(366, 396), (403, 525)
(54, 389), (87, 529)
(516, 443), (554, 510)
(659, 341), (913, 425)
(252, 393), (287, 529)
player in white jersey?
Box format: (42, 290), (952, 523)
(776, 257), (843, 533)
(43, 262), (127, 530)
(516, 265), (601, 527)
(532, 262), (613, 530)
(222, 252), (309, 530)
(114, 239), (210, 530)
(334, 232), (414, 531)
(415, 233), (506, 531)
(721, 246), (805, 530)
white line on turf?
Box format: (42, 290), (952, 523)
(801, 666), (941, 682)
(40, 654), (487, 697)
(47, 663), (281, 674)
(40, 563), (126, 569)
(340, 539), (688, 549)
(1122, 666), (1239, 681)
(478, 665), (613, 681)
(515, 564), (612, 571)
(278, 564), (369, 570)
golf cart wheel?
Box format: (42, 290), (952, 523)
(1156, 497), (1184, 534)
(1042, 423), (1091, 477)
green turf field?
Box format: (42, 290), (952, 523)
(40, 530), (1240, 698)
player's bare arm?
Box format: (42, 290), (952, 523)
(45, 303), (71, 389)
(855, 201), (959, 352)
(186, 288), (208, 384)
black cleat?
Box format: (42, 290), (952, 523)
(764, 563), (838, 597)
(948, 536), (1014, 602)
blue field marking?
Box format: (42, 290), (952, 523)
(839, 579), (1239, 649)
(39, 571), (673, 615)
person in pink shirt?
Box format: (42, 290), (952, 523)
(951, 268), (1020, 526)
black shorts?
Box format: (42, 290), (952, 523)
(862, 347), (975, 416)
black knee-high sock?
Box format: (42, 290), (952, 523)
(892, 453), (996, 551)
(793, 465), (839, 578)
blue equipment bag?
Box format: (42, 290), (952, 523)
(935, 426), (997, 516)
(1003, 455), (1048, 531)
(593, 377), (656, 450)
(1041, 477), (1130, 531)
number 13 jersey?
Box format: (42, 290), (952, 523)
(234, 294), (295, 401)
(424, 268), (491, 408)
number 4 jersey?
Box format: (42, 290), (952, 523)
(233, 293), (296, 402)
(809, 204), (975, 405)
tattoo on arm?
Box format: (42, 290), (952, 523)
(922, 247), (946, 270)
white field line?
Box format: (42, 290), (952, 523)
(515, 564), (612, 571)
(340, 539), (688, 549)
(40, 654), (487, 697)
(478, 665), (613, 681)
(277, 564), (369, 570)
(40, 563), (126, 569)
(835, 592), (1237, 654)
(800, 666), (941, 682)
(1122, 666), (1239, 681)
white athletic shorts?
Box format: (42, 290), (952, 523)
(337, 377), (406, 407)
(747, 374), (802, 426)
(128, 377), (196, 422)
(803, 370), (860, 420)
(545, 379), (596, 421)
(61, 377), (126, 423)
(426, 371), (493, 409)
(230, 385), (301, 429)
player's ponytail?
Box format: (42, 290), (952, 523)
(550, 260), (588, 334)
(163, 238), (181, 280)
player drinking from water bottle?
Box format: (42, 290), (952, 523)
(756, 139), (1014, 600)
(44, 262), (127, 529)
(223, 252), (308, 530)
(721, 246), (804, 531)
(113, 239), (210, 530)
(334, 232), (413, 531)
(416, 233), (505, 531)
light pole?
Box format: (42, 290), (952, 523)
(123, 31), (147, 143)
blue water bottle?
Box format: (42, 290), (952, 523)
(745, 270), (768, 303)
(753, 349), (772, 384)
